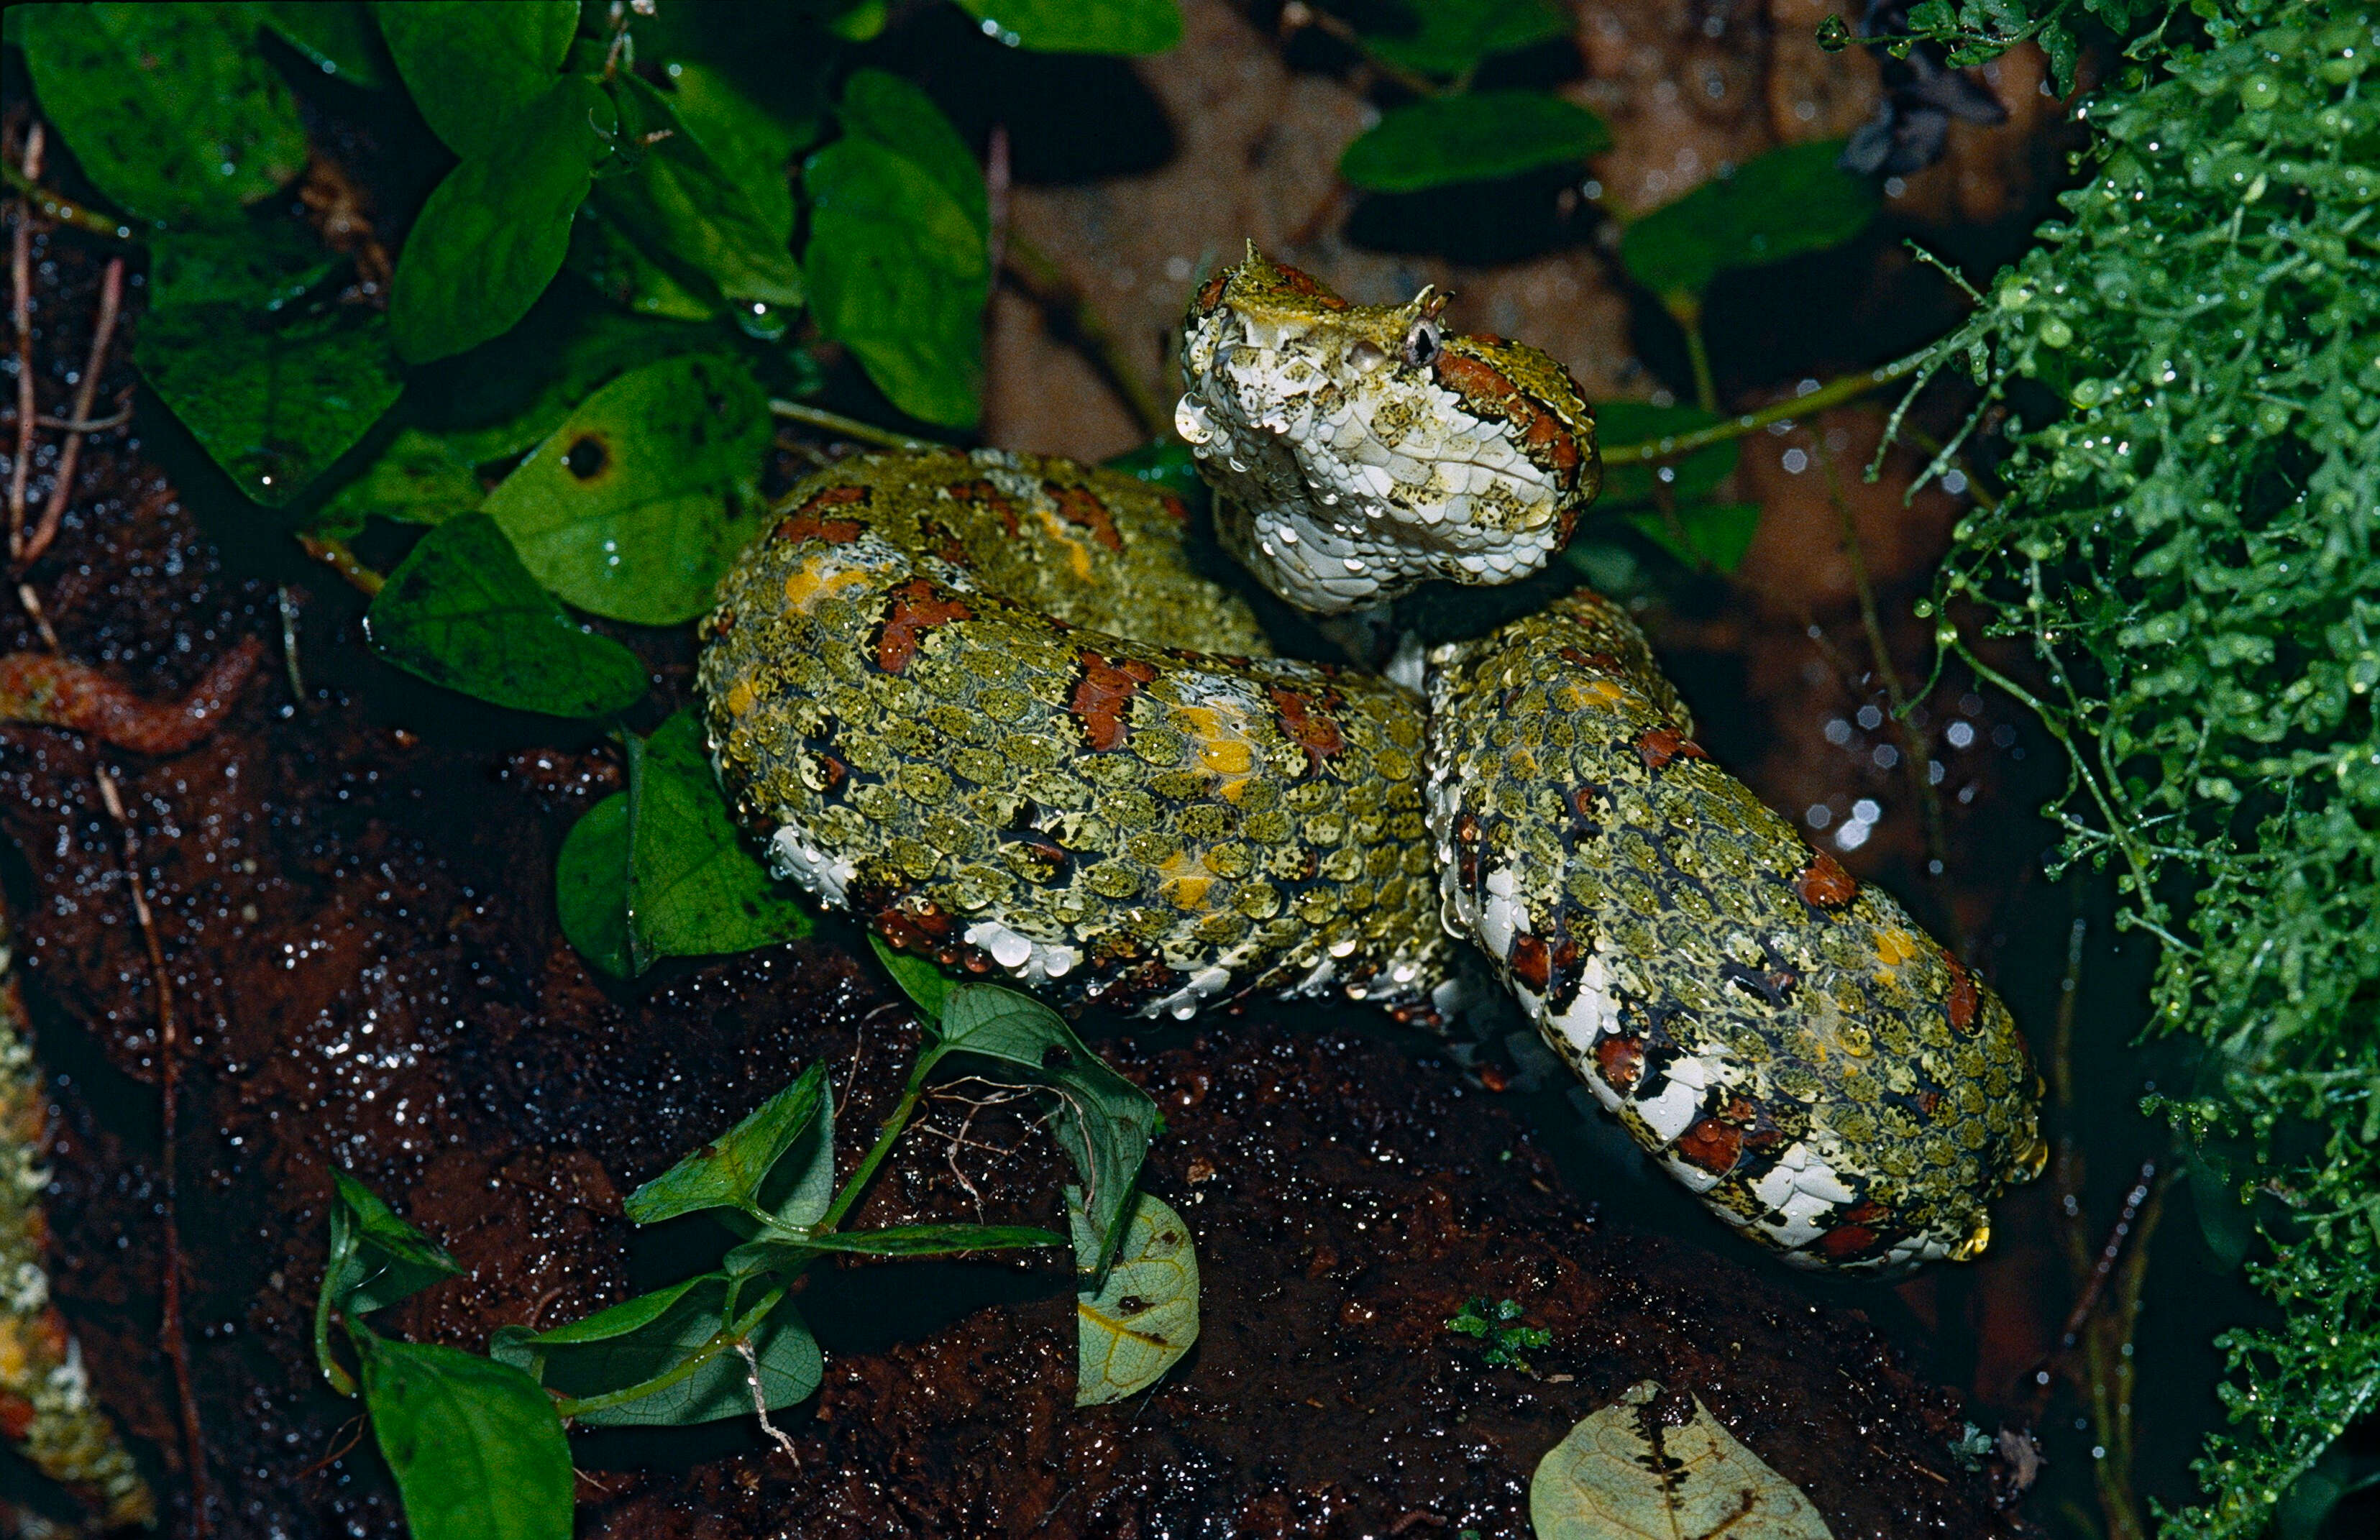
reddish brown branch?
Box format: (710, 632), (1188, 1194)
(16, 253), (125, 572)
(6, 124), (41, 564)
(0, 637), (265, 754)
(93, 766), (214, 1536)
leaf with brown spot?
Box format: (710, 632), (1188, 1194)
(1072, 1190), (1199, 1408)
(1532, 1380), (1835, 1539)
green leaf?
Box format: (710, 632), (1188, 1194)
(414, 298), (727, 465)
(623, 711), (813, 967)
(259, 1), (388, 87)
(803, 75), (989, 428)
(390, 77), (611, 364)
(1104, 439), (1207, 506)
(836, 70), (989, 234)
(1338, 91), (1610, 193)
(375, 0), (577, 159)
(625, 1063), (828, 1225)
(1072, 1188), (1198, 1406)
(662, 60), (804, 245)
(490, 1275), (820, 1428)
(1363, 0), (1571, 78)
(792, 1223), (1063, 1256)
(566, 203), (724, 322)
(481, 352), (772, 624)
(868, 932), (953, 1019)
(350, 1329), (573, 1539)
(1619, 139), (1877, 302)
(364, 511), (650, 718)
(324, 1167), (466, 1317)
(1593, 402), (1739, 507)
(315, 428), (486, 538)
(1532, 1380), (1834, 1539)
(138, 230), (405, 507)
(951, 0), (1183, 53)
(19, 2), (308, 224)
(554, 792), (632, 978)
(1626, 501), (1761, 574)
(937, 985), (1158, 1274)
(585, 73), (807, 317)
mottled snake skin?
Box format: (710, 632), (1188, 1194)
(700, 248), (2042, 1273)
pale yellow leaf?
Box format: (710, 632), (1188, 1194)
(1073, 1191), (1198, 1407)
(1531, 1380), (1835, 1540)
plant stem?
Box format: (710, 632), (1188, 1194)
(766, 398), (938, 454)
(551, 1283), (787, 1418)
(0, 159), (137, 242)
(297, 533), (385, 597)
(1600, 345), (1935, 464)
(815, 1045), (944, 1234)
(1667, 294), (1719, 414)
(313, 1286), (358, 1399)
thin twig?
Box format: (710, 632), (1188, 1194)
(1280, 2), (1447, 98)
(0, 158), (136, 242)
(17, 255), (126, 572)
(93, 766), (213, 1536)
(1600, 348), (1934, 464)
(766, 398), (937, 454)
(7, 124), (41, 564)
(295, 533), (386, 597)
(1000, 232), (1169, 440)
(35, 402), (132, 434)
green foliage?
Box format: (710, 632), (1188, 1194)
(1892, 0), (2177, 92)
(952, 0), (1184, 54)
(1360, 0), (1572, 78)
(803, 69), (989, 426)
(482, 352), (770, 625)
(256, 1), (388, 88)
(1912, 4), (2380, 1532)
(349, 1334), (573, 1540)
(138, 225), (403, 504)
(1619, 140), (1876, 303)
(18, 2), (307, 225)
(556, 710), (813, 978)
(1338, 91), (1611, 193)
(1444, 1295), (1552, 1372)
(364, 512), (650, 718)
(625, 1063), (832, 1227)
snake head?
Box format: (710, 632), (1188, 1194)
(1176, 242), (1601, 615)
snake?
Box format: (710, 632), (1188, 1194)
(698, 247), (2044, 1275)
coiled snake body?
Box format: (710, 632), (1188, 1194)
(700, 249), (2043, 1275)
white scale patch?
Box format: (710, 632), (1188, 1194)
(769, 826), (858, 909)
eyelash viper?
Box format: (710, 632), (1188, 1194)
(699, 247), (2043, 1275)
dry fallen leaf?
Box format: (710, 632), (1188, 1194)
(1532, 1379), (1835, 1539)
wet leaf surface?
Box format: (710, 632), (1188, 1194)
(1339, 92), (1611, 193)
(324, 1167), (465, 1318)
(1532, 1380), (1835, 1540)
(1363, 0), (1571, 78)
(314, 427), (485, 536)
(352, 1330), (573, 1540)
(493, 1280), (820, 1429)
(19, 2), (306, 224)
(363, 511), (649, 718)
(625, 1063), (828, 1225)
(951, 0), (1184, 55)
(1621, 140), (1876, 301)
(482, 352), (770, 624)
(375, 0), (577, 160)
(1072, 1189), (1198, 1406)
(623, 710), (813, 968)
(257, 1), (388, 88)
(803, 70), (988, 427)
(138, 230), (404, 505)
(389, 76), (610, 363)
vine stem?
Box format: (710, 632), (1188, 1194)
(766, 398), (937, 454)
(551, 1283), (787, 1420)
(815, 1044), (946, 1234)
(1601, 345), (1935, 464)
(0, 157), (135, 242)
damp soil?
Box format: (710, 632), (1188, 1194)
(0, 246), (2048, 1540)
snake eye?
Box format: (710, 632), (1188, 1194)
(1401, 319), (1441, 368)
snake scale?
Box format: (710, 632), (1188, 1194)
(700, 247), (2043, 1275)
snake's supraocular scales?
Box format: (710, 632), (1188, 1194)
(701, 244), (2043, 1275)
